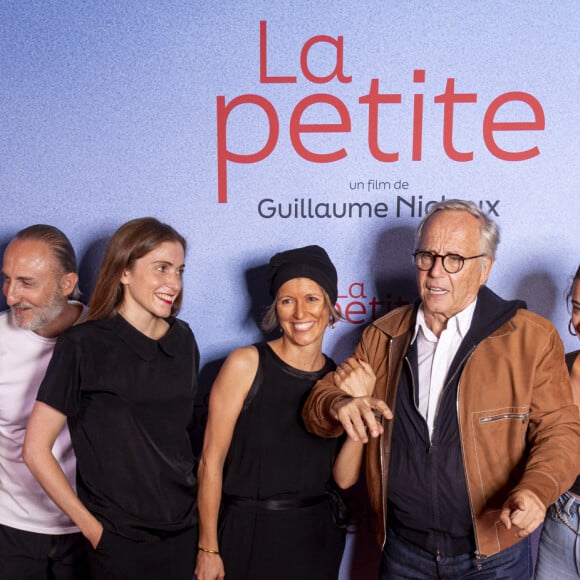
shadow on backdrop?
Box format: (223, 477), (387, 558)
(192, 260), (276, 459)
(372, 223), (419, 315)
(191, 356), (227, 460)
(243, 262), (280, 343)
(0, 237), (11, 311)
(514, 270), (559, 321)
(77, 236), (111, 304)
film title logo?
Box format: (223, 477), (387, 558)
(217, 21), (545, 203)
(336, 282), (411, 324)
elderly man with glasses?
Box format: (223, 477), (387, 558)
(303, 199), (580, 579)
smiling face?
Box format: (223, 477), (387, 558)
(118, 241), (185, 325)
(416, 210), (493, 336)
(2, 238), (74, 334)
(276, 277), (330, 349)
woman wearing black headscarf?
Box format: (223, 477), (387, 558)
(195, 245), (369, 580)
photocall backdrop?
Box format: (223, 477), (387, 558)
(1, 2), (578, 577)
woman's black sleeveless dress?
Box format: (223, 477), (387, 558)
(219, 343), (345, 580)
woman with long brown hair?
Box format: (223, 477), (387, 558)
(23, 217), (199, 580)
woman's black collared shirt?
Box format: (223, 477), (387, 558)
(37, 314), (199, 541)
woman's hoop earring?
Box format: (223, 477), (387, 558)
(569, 319), (577, 336)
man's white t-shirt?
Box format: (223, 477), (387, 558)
(0, 303), (88, 534)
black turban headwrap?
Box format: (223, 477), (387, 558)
(268, 245), (338, 305)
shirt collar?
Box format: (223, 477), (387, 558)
(412, 298), (478, 343)
(110, 314), (180, 360)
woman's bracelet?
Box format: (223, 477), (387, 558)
(198, 545), (220, 555)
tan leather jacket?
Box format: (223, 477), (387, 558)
(303, 296), (580, 557)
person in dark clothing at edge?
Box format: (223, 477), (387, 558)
(303, 199), (580, 579)
(535, 265), (580, 579)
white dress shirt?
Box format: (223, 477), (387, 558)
(412, 299), (477, 438)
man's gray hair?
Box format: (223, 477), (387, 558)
(14, 224), (81, 299)
(415, 199), (500, 258)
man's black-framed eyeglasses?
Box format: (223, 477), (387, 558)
(412, 251), (486, 274)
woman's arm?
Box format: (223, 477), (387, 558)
(330, 357), (376, 489)
(22, 401), (103, 548)
(332, 438), (365, 489)
(195, 346), (259, 580)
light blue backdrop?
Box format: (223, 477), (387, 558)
(2, 2), (578, 577)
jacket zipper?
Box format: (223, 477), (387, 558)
(479, 412), (529, 423)
(380, 339), (391, 549)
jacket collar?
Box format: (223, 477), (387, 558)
(372, 286), (525, 340)
(466, 286), (526, 344)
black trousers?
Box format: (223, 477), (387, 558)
(0, 523), (90, 580)
(88, 525), (198, 580)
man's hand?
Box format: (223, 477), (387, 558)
(499, 490), (547, 537)
(331, 396), (392, 443)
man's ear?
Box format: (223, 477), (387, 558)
(60, 272), (79, 297)
(479, 257), (494, 286)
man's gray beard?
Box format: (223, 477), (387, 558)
(12, 290), (66, 332)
